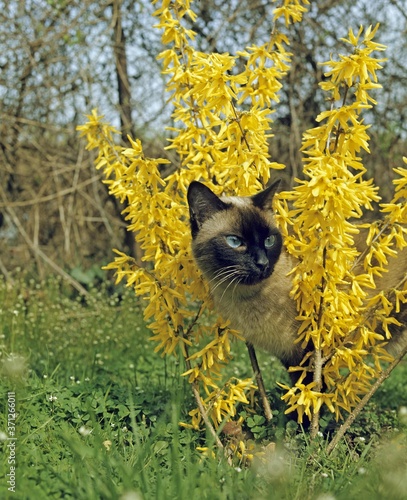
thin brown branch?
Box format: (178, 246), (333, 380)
(64, 147), (83, 256)
(310, 347), (322, 438)
(231, 103), (252, 153)
(351, 219), (393, 272)
(326, 343), (407, 455)
(182, 338), (225, 451)
(310, 246), (327, 437)
(0, 174), (102, 208)
(246, 342), (273, 422)
(0, 183), (88, 296)
(191, 381), (225, 451)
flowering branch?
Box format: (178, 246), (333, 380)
(79, 2), (407, 458)
(183, 340), (224, 451)
(326, 343), (407, 455)
(275, 24), (399, 430)
(78, 0), (310, 456)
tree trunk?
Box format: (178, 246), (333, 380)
(111, 0), (142, 263)
(112, 0), (134, 141)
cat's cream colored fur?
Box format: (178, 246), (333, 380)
(212, 250), (303, 364)
(188, 181), (407, 366)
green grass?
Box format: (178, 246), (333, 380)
(0, 274), (406, 499)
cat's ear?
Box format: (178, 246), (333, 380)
(187, 181), (228, 237)
(187, 182), (228, 233)
(251, 178), (282, 211)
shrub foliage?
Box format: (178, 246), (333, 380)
(78, 0), (407, 450)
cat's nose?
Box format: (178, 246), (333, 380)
(255, 251), (269, 271)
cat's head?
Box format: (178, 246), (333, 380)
(187, 180), (283, 289)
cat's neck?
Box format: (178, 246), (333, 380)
(210, 251), (303, 364)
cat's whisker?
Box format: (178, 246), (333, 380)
(219, 274), (243, 303)
(231, 277), (245, 301)
(210, 270), (241, 295)
(215, 267), (250, 303)
(209, 266), (242, 293)
(208, 266), (240, 286)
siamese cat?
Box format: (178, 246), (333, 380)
(187, 179), (407, 370)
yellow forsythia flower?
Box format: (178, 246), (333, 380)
(79, 4), (406, 438)
(275, 25), (407, 422)
(78, 0), (308, 435)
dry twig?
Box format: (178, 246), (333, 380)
(0, 182), (88, 296)
(246, 342), (273, 422)
(326, 343), (407, 455)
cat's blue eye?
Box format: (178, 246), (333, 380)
(264, 235), (276, 248)
(225, 235), (243, 249)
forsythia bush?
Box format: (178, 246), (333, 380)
(275, 25), (407, 422)
(78, 0), (407, 445)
